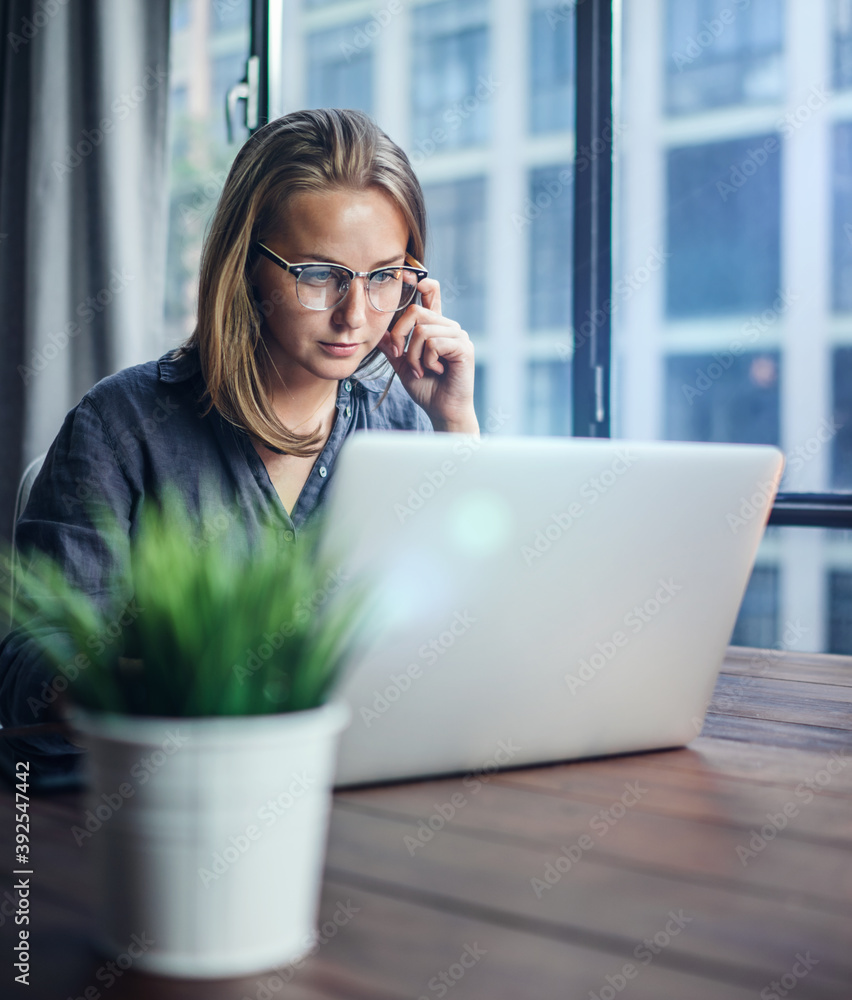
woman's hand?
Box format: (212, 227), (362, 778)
(377, 276), (479, 434)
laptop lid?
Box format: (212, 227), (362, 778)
(319, 432), (784, 787)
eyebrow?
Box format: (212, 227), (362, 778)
(296, 252), (406, 269)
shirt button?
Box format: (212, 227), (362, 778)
(345, 405), (351, 418)
(319, 466), (328, 477)
(283, 529), (294, 542)
(344, 380), (352, 391)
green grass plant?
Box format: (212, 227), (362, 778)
(2, 484), (373, 718)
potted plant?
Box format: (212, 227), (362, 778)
(2, 485), (371, 979)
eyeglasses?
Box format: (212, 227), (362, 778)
(255, 242), (428, 313)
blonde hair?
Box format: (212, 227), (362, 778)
(182, 108), (427, 457)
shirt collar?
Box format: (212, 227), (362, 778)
(157, 344), (202, 384)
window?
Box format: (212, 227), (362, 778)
(412, 0), (491, 150)
(731, 565), (779, 648)
(828, 569), (852, 653)
(529, 0), (575, 134)
(525, 361), (572, 436)
(834, 348), (852, 489)
(528, 164), (573, 331)
(422, 177), (487, 338)
(666, 0), (785, 116)
(307, 23), (373, 114)
(616, 0), (851, 654)
(832, 122), (852, 312)
(664, 352), (780, 446)
(666, 136), (781, 318)
(164, 0), (251, 350)
(833, 0), (852, 90)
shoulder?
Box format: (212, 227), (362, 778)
(78, 345), (201, 425)
(353, 370), (433, 432)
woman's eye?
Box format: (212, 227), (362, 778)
(373, 269), (399, 285)
(302, 267), (333, 285)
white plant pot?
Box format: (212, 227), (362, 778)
(69, 701), (350, 979)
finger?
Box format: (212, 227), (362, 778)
(389, 300), (459, 358)
(423, 339), (444, 375)
(416, 277), (442, 317)
(403, 320), (465, 377)
(405, 323), (473, 378)
(376, 331), (408, 374)
(419, 335), (474, 373)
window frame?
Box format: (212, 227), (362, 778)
(247, 0), (852, 529)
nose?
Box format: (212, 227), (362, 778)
(331, 274), (371, 328)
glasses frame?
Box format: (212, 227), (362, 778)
(255, 242), (429, 312)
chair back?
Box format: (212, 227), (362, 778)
(8, 454), (47, 631)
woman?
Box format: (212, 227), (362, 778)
(0, 108), (478, 781)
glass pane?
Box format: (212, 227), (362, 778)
(617, 0), (852, 651)
(665, 0), (784, 115)
(530, 0), (575, 133)
(730, 527), (852, 656)
(524, 360), (572, 435)
(306, 22), (373, 114)
(412, 0), (491, 150)
(832, 0), (852, 89)
(277, 0), (577, 436)
(164, 0), (251, 352)
(423, 177), (487, 337)
(528, 164), (573, 331)
(666, 136), (781, 318)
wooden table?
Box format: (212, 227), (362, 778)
(1, 647), (850, 999)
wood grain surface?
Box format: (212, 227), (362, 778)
(0, 645), (849, 999)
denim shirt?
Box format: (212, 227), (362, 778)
(0, 344), (432, 780)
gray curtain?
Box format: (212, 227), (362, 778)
(0, 0), (171, 546)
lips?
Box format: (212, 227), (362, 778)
(319, 342), (360, 357)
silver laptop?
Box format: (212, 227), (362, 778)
(319, 432), (784, 787)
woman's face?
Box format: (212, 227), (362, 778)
(253, 185), (410, 390)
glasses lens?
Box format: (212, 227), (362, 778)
(296, 265), (350, 310)
(369, 267), (419, 312)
